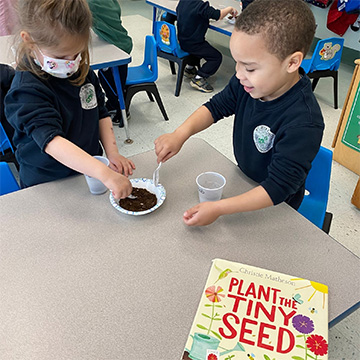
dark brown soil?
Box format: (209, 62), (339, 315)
(119, 187), (157, 211)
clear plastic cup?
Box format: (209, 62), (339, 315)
(196, 172), (226, 202)
(84, 156), (109, 195)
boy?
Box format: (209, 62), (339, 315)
(155, 0), (324, 226)
(176, 0), (238, 93)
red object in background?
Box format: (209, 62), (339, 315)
(327, 0), (359, 36)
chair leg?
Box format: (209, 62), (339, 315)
(125, 86), (137, 113)
(311, 78), (320, 92)
(322, 212), (333, 234)
(175, 60), (186, 97)
(169, 61), (176, 75)
(146, 91), (154, 102)
(150, 85), (169, 121)
(333, 71), (338, 109)
(125, 83), (169, 121)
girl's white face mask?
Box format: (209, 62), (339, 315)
(34, 48), (82, 79)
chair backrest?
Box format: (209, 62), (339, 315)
(154, 21), (189, 58)
(306, 37), (344, 73)
(298, 146), (333, 228)
(143, 35), (158, 83)
(0, 161), (20, 195)
(0, 122), (14, 155)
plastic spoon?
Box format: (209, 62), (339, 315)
(153, 162), (162, 187)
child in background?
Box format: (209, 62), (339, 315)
(87, 0), (133, 126)
(5, 0), (135, 199)
(176, 0), (238, 93)
(155, 0), (324, 226)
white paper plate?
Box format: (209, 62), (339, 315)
(109, 178), (166, 216)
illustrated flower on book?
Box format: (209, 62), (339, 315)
(205, 285), (225, 303)
(207, 354), (218, 360)
(196, 286), (225, 340)
(292, 314), (328, 359)
(292, 314), (315, 334)
(306, 334), (328, 356)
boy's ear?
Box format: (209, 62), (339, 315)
(286, 51), (304, 73)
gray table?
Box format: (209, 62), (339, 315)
(0, 138), (359, 359)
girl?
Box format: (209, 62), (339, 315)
(4, 0), (135, 199)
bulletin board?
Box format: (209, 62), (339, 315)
(332, 59), (360, 175)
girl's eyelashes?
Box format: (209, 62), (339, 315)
(245, 68), (255, 73)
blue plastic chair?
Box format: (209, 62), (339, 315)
(154, 21), (199, 97)
(0, 122), (14, 155)
(298, 146), (333, 232)
(0, 161), (20, 196)
(301, 37), (344, 109)
(125, 35), (168, 121)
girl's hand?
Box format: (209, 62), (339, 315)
(154, 132), (185, 163)
(183, 201), (222, 226)
(107, 152), (135, 177)
(104, 171), (132, 199)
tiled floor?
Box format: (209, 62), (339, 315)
(117, 2), (360, 358)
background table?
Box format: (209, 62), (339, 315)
(0, 33), (133, 142)
(0, 138), (359, 359)
(146, 0), (241, 36)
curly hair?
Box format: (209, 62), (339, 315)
(235, 0), (316, 61)
(15, 0), (92, 86)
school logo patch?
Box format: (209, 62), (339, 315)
(253, 125), (275, 153)
(79, 83), (97, 110)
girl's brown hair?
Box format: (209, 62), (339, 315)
(235, 0), (316, 61)
(15, 0), (92, 86)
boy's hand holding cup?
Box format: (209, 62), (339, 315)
(183, 172), (226, 226)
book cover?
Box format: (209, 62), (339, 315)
(182, 259), (328, 360)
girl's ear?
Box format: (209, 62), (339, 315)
(287, 51), (304, 73)
(20, 31), (31, 43)
(20, 31), (36, 53)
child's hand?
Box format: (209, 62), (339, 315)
(220, 7), (238, 20)
(104, 171), (132, 200)
(183, 201), (222, 226)
(107, 152), (135, 177)
(154, 132), (185, 163)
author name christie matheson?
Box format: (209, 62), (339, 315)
(238, 267), (296, 286)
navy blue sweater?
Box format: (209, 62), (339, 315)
(204, 72), (324, 209)
(176, 0), (220, 49)
(4, 69), (109, 187)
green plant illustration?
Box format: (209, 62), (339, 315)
(196, 285), (225, 340)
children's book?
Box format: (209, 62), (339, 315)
(181, 259), (328, 360)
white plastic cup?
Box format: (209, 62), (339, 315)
(84, 155), (110, 195)
(196, 172), (226, 202)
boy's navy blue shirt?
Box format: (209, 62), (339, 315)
(204, 71), (324, 209)
(176, 0), (220, 49)
(4, 69), (109, 187)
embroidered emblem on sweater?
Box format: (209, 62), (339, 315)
(79, 83), (97, 110)
(253, 125), (275, 153)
